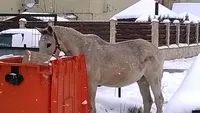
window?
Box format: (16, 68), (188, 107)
(0, 34), (12, 47)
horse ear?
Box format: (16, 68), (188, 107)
(47, 26), (53, 34)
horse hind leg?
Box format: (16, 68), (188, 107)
(144, 69), (164, 113)
(88, 82), (97, 113)
(137, 76), (153, 113)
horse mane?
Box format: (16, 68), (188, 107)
(53, 25), (110, 45)
(53, 26), (83, 37)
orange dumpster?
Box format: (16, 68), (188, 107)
(0, 55), (90, 113)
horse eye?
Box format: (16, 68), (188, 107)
(47, 43), (51, 48)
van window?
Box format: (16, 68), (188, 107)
(0, 34), (12, 47)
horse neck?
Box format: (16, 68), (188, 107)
(54, 27), (87, 55)
(83, 34), (107, 54)
(85, 34), (108, 45)
(54, 27), (107, 56)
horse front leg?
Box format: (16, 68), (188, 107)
(88, 81), (97, 113)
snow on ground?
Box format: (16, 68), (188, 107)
(164, 56), (196, 70)
(165, 54), (200, 113)
(96, 72), (186, 113)
(96, 56), (197, 113)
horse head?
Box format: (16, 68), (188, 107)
(37, 25), (59, 56)
(37, 25), (81, 57)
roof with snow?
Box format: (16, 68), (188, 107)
(112, 0), (180, 20)
(172, 3), (200, 18)
(21, 12), (69, 21)
(179, 12), (200, 23)
(4, 12), (69, 22)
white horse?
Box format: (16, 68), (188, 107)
(37, 25), (164, 113)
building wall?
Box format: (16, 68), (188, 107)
(91, 0), (138, 20)
(32, 0), (91, 20)
(0, 0), (23, 13)
(1, 0), (200, 20)
(30, 0), (138, 20)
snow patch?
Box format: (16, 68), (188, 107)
(173, 20), (180, 24)
(96, 103), (108, 113)
(179, 12), (200, 23)
(163, 19), (170, 23)
(172, 3), (200, 18)
(165, 53), (200, 113)
(19, 18), (27, 22)
(184, 20), (191, 24)
(0, 54), (21, 59)
(59, 51), (65, 57)
(151, 18), (159, 22)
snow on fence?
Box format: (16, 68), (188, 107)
(158, 22), (200, 47)
(109, 19), (200, 60)
(109, 19), (200, 48)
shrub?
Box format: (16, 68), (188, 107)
(127, 106), (142, 113)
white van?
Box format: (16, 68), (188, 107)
(0, 28), (41, 48)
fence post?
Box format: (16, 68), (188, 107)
(110, 18), (117, 44)
(48, 20), (54, 26)
(164, 20), (170, 47)
(110, 18), (121, 98)
(196, 23), (199, 45)
(186, 23), (190, 45)
(175, 21), (180, 47)
(19, 18), (27, 28)
(118, 87), (121, 98)
(151, 20), (159, 47)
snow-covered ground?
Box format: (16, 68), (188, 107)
(96, 56), (197, 113)
(165, 54), (200, 113)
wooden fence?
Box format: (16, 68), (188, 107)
(1, 19), (200, 47)
(158, 22), (200, 47)
(56, 21), (110, 42)
(0, 13), (200, 48)
(116, 22), (151, 42)
(110, 20), (200, 48)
